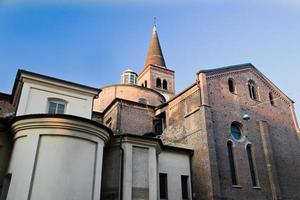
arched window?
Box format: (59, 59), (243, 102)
(144, 80), (147, 88)
(248, 80), (258, 100)
(246, 144), (258, 187)
(156, 78), (161, 88)
(228, 78), (235, 93)
(269, 92), (274, 106)
(163, 80), (168, 90)
(227, 141), (238, 185)
(231, 122), (242, 140)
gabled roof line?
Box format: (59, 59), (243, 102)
(197, 63), (254, 74)
(197, 63), (294, 103)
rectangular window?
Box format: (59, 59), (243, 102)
(124, 74), (129, 84)
(181, 175), (189, 200)
(48, 100), (65, 114)
(130, 74), (135, 84)
(159, 173), (168, 199)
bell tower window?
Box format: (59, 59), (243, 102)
(163, 80), (168, 90)
(156, 78), (161, 88)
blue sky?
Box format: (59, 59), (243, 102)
(0, 0), (299, 118)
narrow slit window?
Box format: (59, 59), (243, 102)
(228, 79), (235, 93)
(181, 175), (189, 200)
(247, 145), (258, 187)
(159, 173), (168, 199)
(269, 92), (275, 106)
(227, 141), (238, 185)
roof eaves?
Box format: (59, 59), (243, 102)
(18, 69), (101, 93)
(197, 63), (254, 74)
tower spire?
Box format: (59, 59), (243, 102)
(144, 24), (166, 68)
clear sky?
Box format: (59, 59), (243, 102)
(0, 0), (299, 118)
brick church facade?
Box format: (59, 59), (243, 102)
(0, 26), (299, 200)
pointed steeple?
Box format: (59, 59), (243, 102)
(144, 25), (166, 68)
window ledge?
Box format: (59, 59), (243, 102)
(232, 185), (242, 189)
(252, 186), (262, 190)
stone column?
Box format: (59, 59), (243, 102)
(148, 147), (157, 200)
(122, 143), (133, 200)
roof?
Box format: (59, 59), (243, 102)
(100, 83), (166, 101)
(122, 69), (138, 75)
(155, 82), (198, 110)
(102, 97), (156, 115)
(9, 113), (113, 136)
(197, 63), (254, 74)
(0, 92), (11, 101)
(11, 69), (101, 104)
(144, 26), (166, 68)
(15, 69), (100, 92)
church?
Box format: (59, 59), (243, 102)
(0, 26), (299, 200)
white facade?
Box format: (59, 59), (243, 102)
(15, 71), (99, 119)
(158, 150), (193, 200)
(101, 135), (193, 200)
(4, 70), (111, 200)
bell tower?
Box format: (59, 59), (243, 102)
(137, 25), (175, 101)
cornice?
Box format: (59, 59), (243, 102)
(11, 114), (111, 143)
(137, 64), (174, 80)
(112, 134), (162, 153)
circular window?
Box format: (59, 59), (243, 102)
(231, 123), (242, 140)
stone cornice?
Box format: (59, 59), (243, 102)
(11, 114), (111, 143)
(112, 134), (162, 153)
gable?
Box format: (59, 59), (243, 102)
(200, 64), (294, 106)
